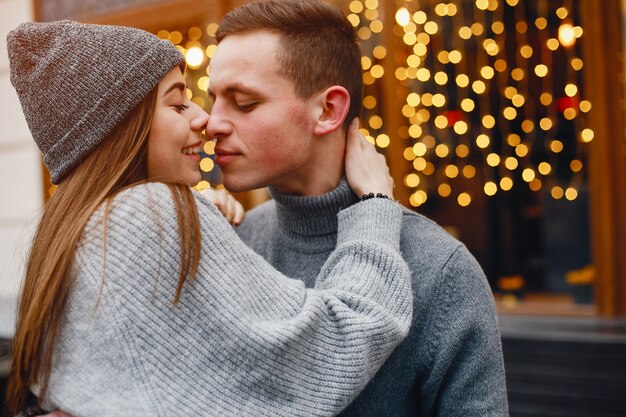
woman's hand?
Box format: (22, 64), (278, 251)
(345, 118), (395, 199)
(197, 188), (245, 225)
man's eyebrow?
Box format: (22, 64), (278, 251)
(162, 82), (186, 97)
(209, 82), (259, 98)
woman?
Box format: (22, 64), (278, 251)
(6, 21), (411, 417)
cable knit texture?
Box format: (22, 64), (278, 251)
(44, 183), (413, 416)
(237, 179), (509, 416)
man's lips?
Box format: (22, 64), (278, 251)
(214, 149), (241, 165)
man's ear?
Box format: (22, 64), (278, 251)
(313, 86), (351, 136)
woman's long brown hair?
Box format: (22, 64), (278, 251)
(6, 85), (201, 415)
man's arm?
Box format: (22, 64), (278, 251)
(422, 245), (509, 416)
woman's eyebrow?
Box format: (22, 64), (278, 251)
(162, 82), (186, 97)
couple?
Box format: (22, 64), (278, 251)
(7, 0), (508, 416)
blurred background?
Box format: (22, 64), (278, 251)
(0, 0), (625, 415)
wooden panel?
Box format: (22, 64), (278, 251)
(580, 0), (626, 316)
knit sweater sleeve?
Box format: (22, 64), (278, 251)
(68, 183), (412, 417)
(421, 245), (508, 416)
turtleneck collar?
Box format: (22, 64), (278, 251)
(269, 177), (359, 237)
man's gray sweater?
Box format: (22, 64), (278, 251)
(236, 179), (509, 416)
(44, 183), (413, 416)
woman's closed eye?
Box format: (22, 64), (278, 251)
(174, 104), (190, 112)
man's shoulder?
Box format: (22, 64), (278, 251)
(398, 207), (464, 264)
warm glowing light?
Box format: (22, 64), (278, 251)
(363, 95), (377, 109)
(409, 124), (423, 138)
(550, 140), (564, 153)
(434, 115), (448, 129)
(581, 128), (595, 142)
(438, 183), (452, 197)
(169, 31), (183, 45)
(539, 118), (553, 131)
(417, 68), (431, 81)
(376, 134), (390, 148)
(535, 17), (547, 29)
(511, 68), (525, 81)
(515, 144), (530, 157)
(551, 186), (565, 199)
(436, 143), (450, 157)
(534, 64), (548, 77)
(547, 38), (560, 51)
(540, 92), (553, 106)
(571, 160), (583, 172)
(347, 14), (360, 27)
(512, 94), (525, 107)
(500, 177), (513, 191)
(413, 11), (427, 24)
(505, 157), (519, 170)
(565, 187), (578, 201)
(200, 158), (214, 172)
(461, 165), (476, 178)
(486, 153), (501, 167)
(395, 7), (411, 26)
(370, 65), (384, 78)
(482, 115), (496, 129)
(434, 71), (449, 85)
(456, 74), (470, 88)
(529, 178), (542, 192)
(503, 107), (517, 120)
(456, 144), (470, 158)
(538, 162), (552, 175)
(370, 19), (383, 33)
(507, 134), (521, 147)
(414, 157), (427, 171)
(185, 46), (204, 68)
(476, 134), (490, 148)
(404, 173), (420, 187)
(459, 26), (472, 39)
(473, 80), (487, 94)
(495, 59), (507, 72)
(403, 146), (416, 161)
(520, 45), (533, 58)
(481, 66), (495, 79)
(565, 83), (578, 97)
(449, 50), (463, 64)
(484, 181), (498, 196)
(445, 165), (459, 178)
(522, 168), (536, 182)
(504, 87), (518, 99)
(461, 98), (475, 112)
(521, 120), (535, 133)
(424, 21), (439, 35)
(580, 100), (592, 112)
(372, 46), (386, 59)
(559, 22), (576, 47)
(204, 141), (216, 155)
(369, 115), (383, 129)
(454, 121), (468, 135)
(458, 193), (472, 207)
(413, 142), (427, 156)
(492, 21), (504, 34)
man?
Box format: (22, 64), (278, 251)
(41, 1), (508, 416)
(209, 1), (509, 416)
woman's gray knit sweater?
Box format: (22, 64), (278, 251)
(43, 183), (412, 417)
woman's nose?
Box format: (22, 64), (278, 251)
(188, 102), (210, 131)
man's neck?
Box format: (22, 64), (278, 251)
(273, 132), (346, 196)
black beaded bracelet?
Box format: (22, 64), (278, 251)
(360, 192), (390, 201)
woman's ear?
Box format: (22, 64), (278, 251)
(313, 86), (351, 136)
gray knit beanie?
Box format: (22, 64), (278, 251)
(7, 20), (184, 184)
